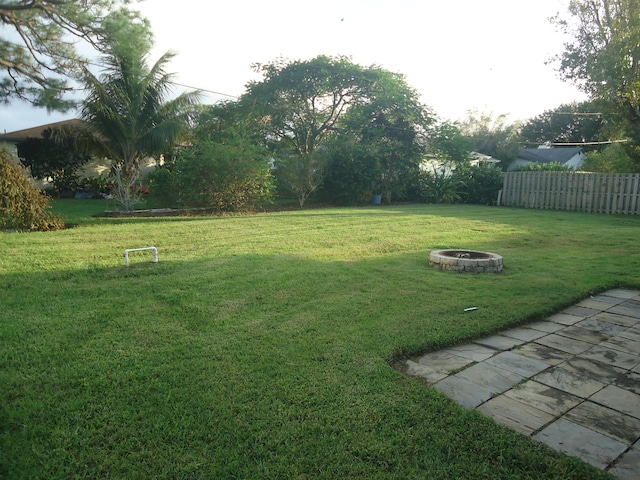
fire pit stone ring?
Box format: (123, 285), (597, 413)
(429, 249), (503, 273)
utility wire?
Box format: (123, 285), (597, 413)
(550, 139), (628, 146)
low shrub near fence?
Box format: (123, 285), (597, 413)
(500, 171), (640, 214)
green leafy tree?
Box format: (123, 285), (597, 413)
(428, 121), (473, 164)
(519, 101), (608, 148)
(510, 162), (572, 172)
(551, 0), (640, 158)
(451, 163), (504, 205)
(150, 103), (274, 211)
(318, 137), (379, 205)
(582, 142), (638, 172)
(17, 126), (92, 195)
(459, 108), (521, 164)
(361, 113), (423, 204)
(242, 55), (432, 206)
(341, 70), (434, 204)
(0, 0), (134, 110)
(149, 139), (273, 211)
(243, 55), (373, 206)
(81, 9), (201, 211)
(0, 148), (64, 230)
(188, 102), (266, 146)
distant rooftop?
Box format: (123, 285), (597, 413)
(0, 119), (85, 142)
(517, 147), (583, 164)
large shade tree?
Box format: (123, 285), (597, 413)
(81, 9), (201, 210)
(242, 55), (432, 206)
(344, 73), (434, 204)
(458, 108), (521, 165)
(551, 0), (640, 164)
(519, 101), (609, 148)
(0, 0), (135, 110)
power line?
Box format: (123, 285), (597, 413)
(550, 139), (628, 146)
(172, 82), (238, 99)
(551, 112), (605, 116)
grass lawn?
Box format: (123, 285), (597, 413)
(1, 200), (638, 479)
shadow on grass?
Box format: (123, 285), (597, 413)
(1, 247), (630, 479)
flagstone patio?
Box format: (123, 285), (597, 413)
(403, 288), (640, 479)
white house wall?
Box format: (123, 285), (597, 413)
(565, 153), (585, 169)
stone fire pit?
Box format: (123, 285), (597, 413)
(429, 249), (503, 273)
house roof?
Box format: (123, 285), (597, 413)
(517, 147), (583, 164)
(470, 151), (500, 165)
(0, 119), (86, 142)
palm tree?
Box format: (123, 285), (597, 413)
(81, 36), (200, 210)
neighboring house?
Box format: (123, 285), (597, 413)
(508, 145), (584, 171)
(469, 151), (501, 167)
(421, 151), (501, 176)
(0, 119), (162, 186)
(0, 119), (84, 162)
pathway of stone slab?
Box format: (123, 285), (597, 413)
(403, 289), (640, 480)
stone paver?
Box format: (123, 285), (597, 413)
(404, 360), (449, 383)
(546, 312), (584, 325)
(500, 327), (548, 342)
(472, 334), (525, 351)
(565, 401), (640, 444)
(514, 343), (572, 365)
(503, 380), (581, 416)
(534, 418), (628, 470)
(616, 372), (640, 394)
(603, 289), (639, 299)
(588, 312), (638, 329)
(603, 336), (640, 356)
(534, 366), (606, 398)
(609, 304), (640, 319)
(478, 395), (554, 435)
(402, 290), (640, 478)
(580, 345), (640, 370)
(414, 350), (473, 372)
(562, 305), (601, 318)
(455, 362), (524, 395)
(609, 445), (640, 480)
(524, 320), (565, 333)
(535, 333), (593, 355)
(484, 351), (550, 378)
(433, 374), (494, 409)
(560, 357), (625, 383)
(444, 343), (496, 362)
(621, 327), (640, 342)
(591, 385), (640, 419)
(555, 325), (610, 345)
(577, 297), (624, 309)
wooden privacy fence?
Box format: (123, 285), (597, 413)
(500, 171), (640, 215)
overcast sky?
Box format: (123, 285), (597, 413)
(1, 0), (587, 133)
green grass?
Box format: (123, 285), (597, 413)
(2, 200), (638, 479)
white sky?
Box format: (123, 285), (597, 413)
(1, 0), (587, 133)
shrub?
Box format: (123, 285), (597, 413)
(0, 149), (64, 231)
(581, 143), (639, 173)
(453, 164), (504, 205)
(148, 140), (273, 211)
(417, 167), (463, 204)
(510, 162), (572, 172)
(318, 142), (380, 205)
(77, 175), (114, 197)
